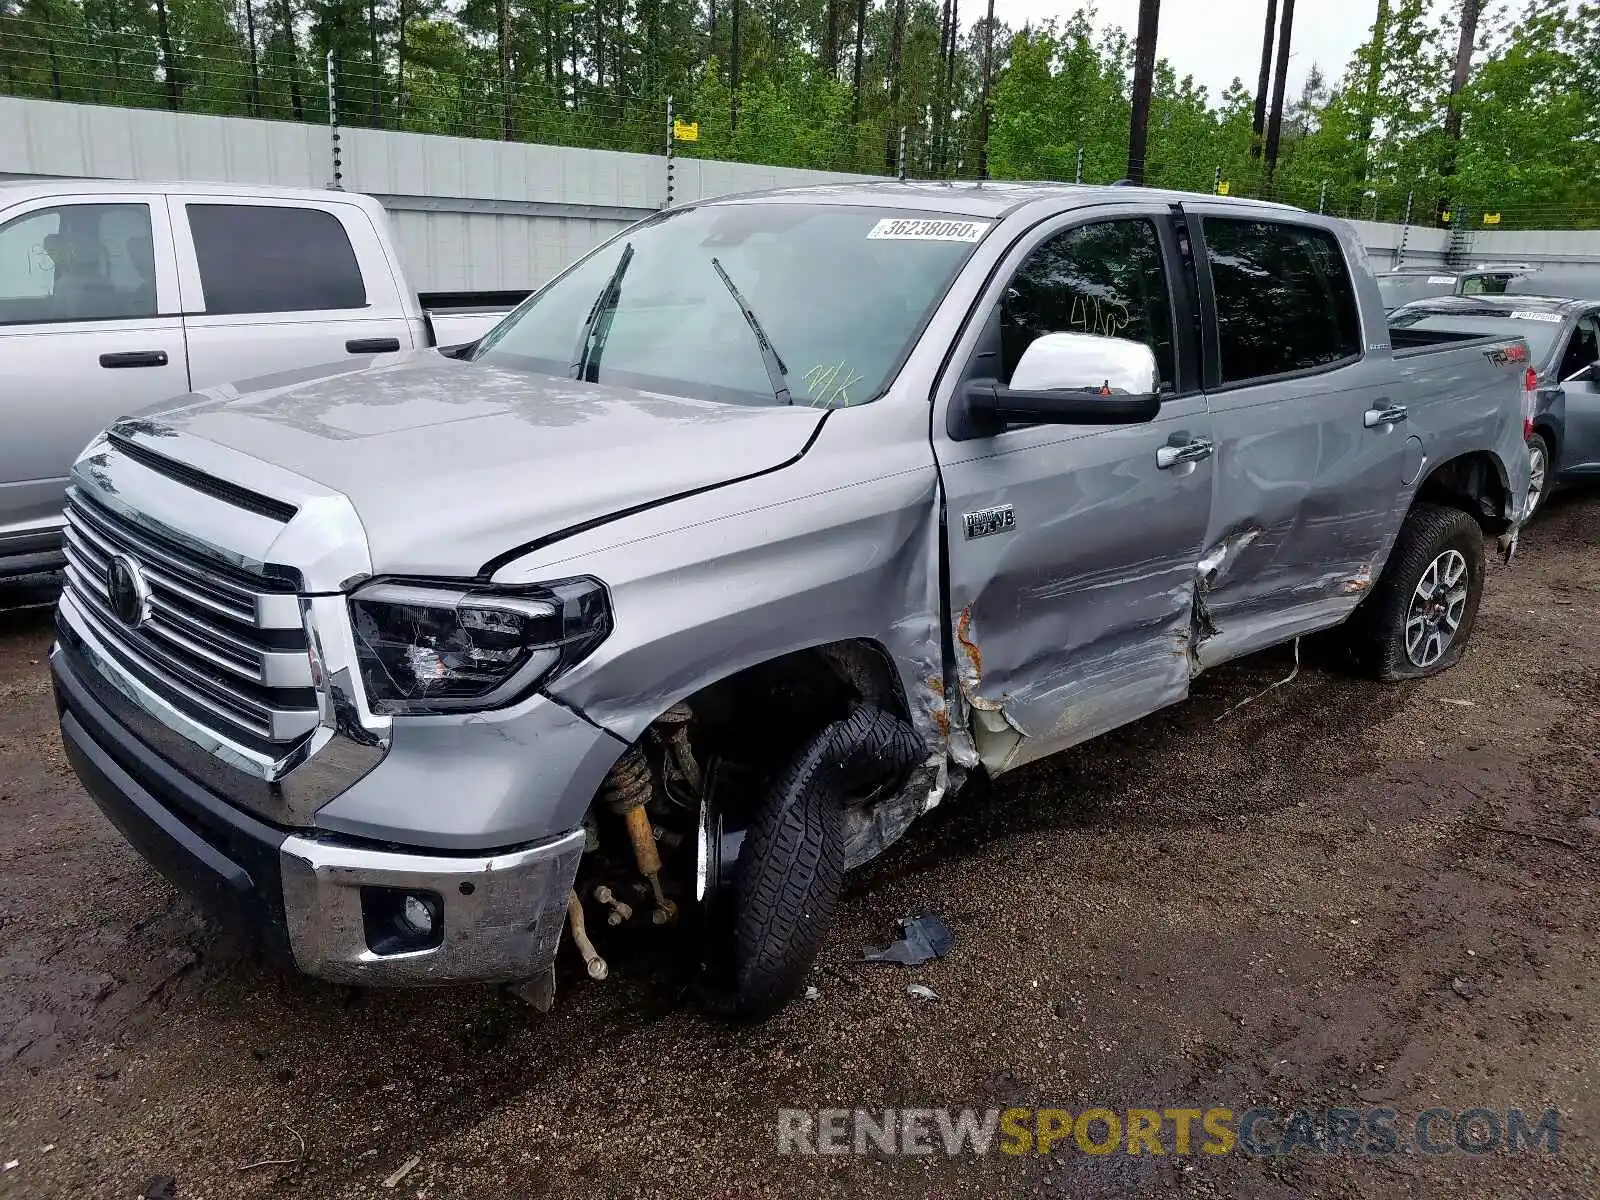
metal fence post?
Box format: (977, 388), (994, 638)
(898, 127), (907, 182)
(326, 50), (343, 190)
(1318, 180), (1327, 214)
(1075, 145), (1084, 184)
(664, 95), (675, 209)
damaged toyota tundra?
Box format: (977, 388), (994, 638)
(53, 183), (1532, 1017)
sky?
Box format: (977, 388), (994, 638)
(997, 0), (1376, 104)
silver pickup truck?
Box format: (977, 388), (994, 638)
(0, 180), (521, 578)
(51, 183), (1532, 1018)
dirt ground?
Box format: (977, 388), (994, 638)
(1, 494), (1597, 1200)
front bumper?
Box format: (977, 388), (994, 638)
(54, 634), (585, 986)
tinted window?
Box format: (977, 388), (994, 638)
(1000, 219), (1176, 390)
(188, 204), (366, 315)
(0, 202), (155, 325)
(1205, 219), (1361, 384)
(1559, 315), (1599, 379)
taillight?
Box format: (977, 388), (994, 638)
(1525, 417), (1534, 439)
(1525, 367), (1539, 393)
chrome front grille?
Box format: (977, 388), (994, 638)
(61, 489), (320, 748)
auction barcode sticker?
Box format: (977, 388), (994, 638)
(867, 218), (991, 242)
(1510, 311), (1564, 322)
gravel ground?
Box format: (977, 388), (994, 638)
(1, 498), (1597, 1199)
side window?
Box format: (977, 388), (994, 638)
(188, 204), (366, 315)
(1000, 218), (1176, 391)
(1203, 219), (1362, 385)
(1559, 315), (1600, 380)
(0, 203), (156, 325)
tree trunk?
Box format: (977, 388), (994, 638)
(1250, 0), (1277, 157)
(1357, 0), (1389, 152)
(368, 0), (380, 126)
(977, 0), (994, 178)
(1263, 0), (1295, 178)
(1442, 0), (1480, 146)
(730, 0), (741, 133)
(277, 0), (304, 120)
(245, 0), (262, 116)
(497, 0), (512, 137)
(396, 0), (405, 118)
(883, 0), (904, 170)
(850, 0), (866, 122)
(823, 0), (839, 77)
(154, 0), (181, 108)
(1127, 0), (1159, 183)
(543, 0), (553, 85)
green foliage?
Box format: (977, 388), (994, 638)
(0, 0), (1593, 226)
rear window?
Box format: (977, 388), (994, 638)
(1506, 272), (1600, 301)
(1376, 275), (1456, 310)
(188, 204), (366, 315)
(1387, 309), (1565, 365)
(1203, 218), (1362, 384)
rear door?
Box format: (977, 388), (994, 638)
(1184, 208), (1406, 666)
(1554, 311), (1600, 471)
(932, 205), (1212, 774)
(0, 193), (185, 552)
(171, 196), (414, 390)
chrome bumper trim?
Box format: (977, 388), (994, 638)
(279, 828), (585, 985)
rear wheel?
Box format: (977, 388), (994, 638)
(1345, 503), (1486, 681)
(1526, 432), (1552, 518)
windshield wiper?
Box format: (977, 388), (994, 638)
(711, 257), (792, 405)
(571, 242), (634, 382)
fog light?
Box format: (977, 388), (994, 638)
(361, 887), (444, 955)
(400, 894), (434, 937)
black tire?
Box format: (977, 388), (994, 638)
(722, 705), (922, 1020)
(1345, 502), (1486, 682)
(1526, 431), (1552, 518)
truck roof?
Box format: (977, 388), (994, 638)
(703, 179), (1302, 218)
(0, 177), (384, 208)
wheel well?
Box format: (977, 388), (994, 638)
(1415, 451), (1513, 534)
(1532, 417), (1560, 469)
(678, 639), (912, 783)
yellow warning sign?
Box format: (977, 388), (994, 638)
(1216, 180), (1230, 196)
(673, 119), (699, 142)
(1482, 212), (1501, 225)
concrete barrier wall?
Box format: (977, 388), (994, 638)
(3, 96), (1596, 292)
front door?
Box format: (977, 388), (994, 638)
(932, 207), (1212, 775)
(1182, 207), (1406, 666)
(1554, 312), (1600, 472)
(0, 194), (186, 554)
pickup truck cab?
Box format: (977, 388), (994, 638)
(51, 183), (1531, 1017)
(0, 180), (518, 578)
(1391, 293), (1600, 516)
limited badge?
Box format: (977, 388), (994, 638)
(963, 505), (1015, 540)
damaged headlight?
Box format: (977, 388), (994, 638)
(348, 578), (611, 714)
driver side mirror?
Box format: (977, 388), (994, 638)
(954, 332), (1161, 441)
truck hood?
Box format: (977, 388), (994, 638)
(148, 353), (825, 578)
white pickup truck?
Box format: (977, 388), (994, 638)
(0, 179), (523, 578)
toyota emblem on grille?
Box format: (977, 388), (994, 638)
(106, 554), (152, 629)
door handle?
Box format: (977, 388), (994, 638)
(98, 350), (169, 368)
(346, 337), (401, 354)
(1156, 438), (1214, 470)
(1364, 403), (1408, 428)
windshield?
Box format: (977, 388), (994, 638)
(1388, 309), (1565, 365)
(475, 203), (992, 407)
(1376, 274), (1455, 309)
